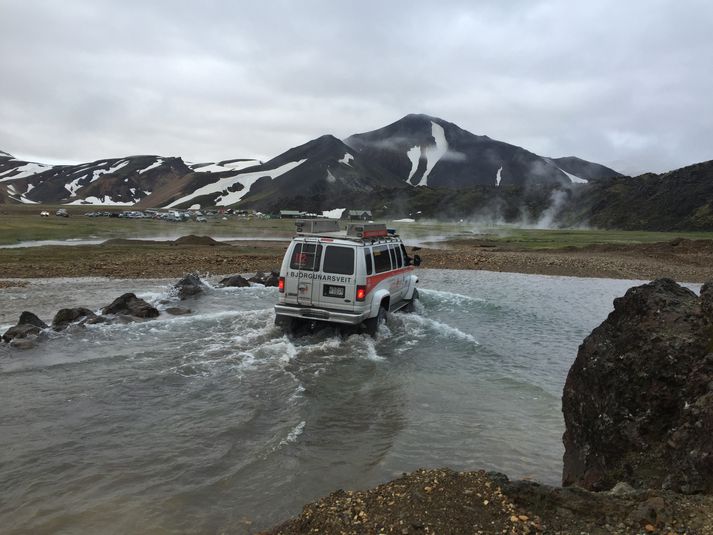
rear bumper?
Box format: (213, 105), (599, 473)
(275, 304), (370, 325)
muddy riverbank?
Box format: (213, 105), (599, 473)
(1, 237), (712, 282)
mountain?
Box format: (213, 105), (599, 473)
(551, 156), (621, 183)
(560, 160), (713, 230)
(3, 113), (621, 209)
(166, 135), (407, 211)
(344, 114), (621, 188)
(0, 152), (261, 207)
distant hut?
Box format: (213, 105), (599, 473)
(280, 210), (304, 219)
(343, 210), (372, 221)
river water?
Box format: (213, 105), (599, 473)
(0, 270), (649, 534)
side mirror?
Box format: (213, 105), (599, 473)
(413, 254), (421, 267)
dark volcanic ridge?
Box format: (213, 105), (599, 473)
(0, 114), (618, 210)
(4, 116), (713, 230)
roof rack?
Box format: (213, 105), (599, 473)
(293, 219), (400, 243)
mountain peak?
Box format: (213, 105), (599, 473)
(400, 113), (443, 122)
(0, 150), (13, 158)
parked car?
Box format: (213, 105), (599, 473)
(40, 210), (50, 217)
(55, 209), (69, 217)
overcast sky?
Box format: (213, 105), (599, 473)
(1, 0), (711, 174)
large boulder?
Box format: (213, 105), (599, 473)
(250, 270), (280, 287)
(263, 271), (280, 287)
(562, 278), (713, 494)
(218, 274), (251, 287)
(164, 306), (191, 316)
(18, 311), (48, 329)
(102, 293), (159, 318)
(174, 274), (207, 300)
(2, 311), (48, 343)
(52, 307), (97, 331)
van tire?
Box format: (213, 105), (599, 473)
(364, 306), (387, 337)
(275, 314), (295, 334)
(402, 289), (419, 313)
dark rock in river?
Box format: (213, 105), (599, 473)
(218, 274), (251, 287)
(165, 306), (192, 315)
(2, 311), (48, 343)
(3, 323), (41, 343)
(249, 270), (280, 286)
(10, 337), (37, 350)
(249, 272), (266, 284)
(263, 271), (280, 287)
(52, 307), (97, 331)
(562, 278), (713, 494)
(102, 293), (159, 318)
(174, 274), (207, 300)
(18, 312), (48, 330)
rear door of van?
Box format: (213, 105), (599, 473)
(311, 244), (356, 311)
(285, 241), (322, 306)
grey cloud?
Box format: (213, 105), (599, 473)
(0, 0), (711, 173)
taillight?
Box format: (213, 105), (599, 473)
(278, 277), (285, 293)
(356, 285), (366, 301)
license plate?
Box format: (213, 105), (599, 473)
(323, 285), (345, 298)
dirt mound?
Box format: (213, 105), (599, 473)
(101, 238), (166, 246)
(172, 235), (226, 246)
(266, 468), (713, 534)
(267, 469), (538, 535)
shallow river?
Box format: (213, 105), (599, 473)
(0, 270), (649, 534)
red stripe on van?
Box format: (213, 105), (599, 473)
(365, 266), (414, 295)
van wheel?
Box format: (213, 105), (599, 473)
(402, 289), (419, 313)
(275, 314), (295, 334)
(364, 306), (387, 337)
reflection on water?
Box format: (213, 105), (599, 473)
(0, 270), (649, 534)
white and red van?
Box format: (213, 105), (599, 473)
(274, 220), (420, 335)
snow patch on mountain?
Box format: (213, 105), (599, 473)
(322, 208), (345, 219)
(167, 159), (307, 208)
(0, 150), (12, 158)
(138, 159), (163, 174)
(189, 160), (260, 173)
(338, 153), (354, 166)
(416, 122), (448, 187)
(67, 196), (134, 206)
(0, 161), (53, 182)
(558, 167), (588, 184)
(545, 158), (589, 184)
(65, 177), (84, 197)
(86, 160), (129, 183)
(6, 183), (38, 204)
(406, 146), (421, 181)
(496, 166), (503, 187)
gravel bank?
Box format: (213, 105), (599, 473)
(265, 468), (713, 535)
(0, 238), (711, 282)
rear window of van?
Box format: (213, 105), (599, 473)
(323, 246), (355, 275)
(290, 243), (322, 271)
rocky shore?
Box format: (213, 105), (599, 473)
(264, 279), (713, 534)
(1, 271), (278, 349)
(1, 236), (712, 282)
